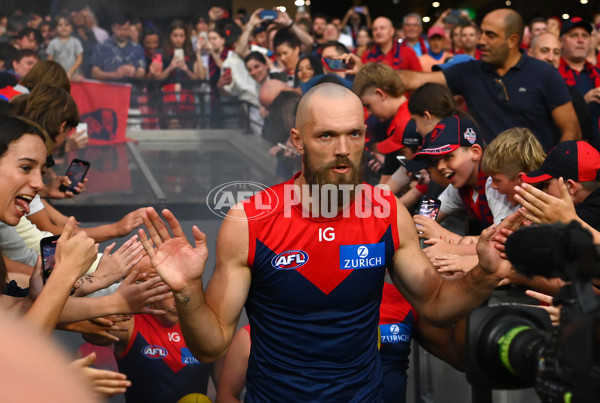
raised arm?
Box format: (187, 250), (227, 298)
(514, 179), (600, 243)
(235, 8), (264, 59)
(24, 217), (98, 333)
(139, 206), (251, 362)
(275, 11), (314, 48)
(396, 69), (447, 91)
(390, 200), (520, 326)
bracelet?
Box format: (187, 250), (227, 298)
(415, 183), (428, 194)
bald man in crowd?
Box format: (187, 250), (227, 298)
(396, 8), (580, 151)
(139, 83), (518, 401)
(528, 32), (593, 141)
(362, 16), (422, 71)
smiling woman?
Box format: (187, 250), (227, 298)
(0, 116), (49, 226)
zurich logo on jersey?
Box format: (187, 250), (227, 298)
(340, 243), (385, 269)
(271, 250), (309, 270)
(380, 323), (412, 344)
(181, 348), (200, 365)
(143, 345), (168, 359)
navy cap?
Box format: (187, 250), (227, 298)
(414, 115), (482, 160)
(522, 141), (600, 184)
(560, 17), (593, 37)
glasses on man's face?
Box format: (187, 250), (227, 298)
(494, 78), (509, 102)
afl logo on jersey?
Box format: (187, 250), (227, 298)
(271, 250), (309, 270)
(143, 345), (168, 359)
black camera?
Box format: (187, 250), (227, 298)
(466, 221), (600, 403)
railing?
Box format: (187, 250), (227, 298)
(99, 77), (260, 132)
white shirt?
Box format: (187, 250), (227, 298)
(438, 176), (517, 225)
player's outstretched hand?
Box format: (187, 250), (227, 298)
(138, 207), (209, 293)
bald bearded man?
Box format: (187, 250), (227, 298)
(397, 8), (580, 151)
(138, 83), (518, 401)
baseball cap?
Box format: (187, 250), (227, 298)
(521, 141), (600, 184)
(427, 26), (446, 39)
(223, 23), (242, 47)
(559, 17), (593, 37)
(377, 119), (423, 154)
(432, 54), (475, 71)
(413, 115), (482, 160)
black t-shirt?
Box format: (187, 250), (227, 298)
(443, 54), (571, 151)
(576, 186), (600, 231)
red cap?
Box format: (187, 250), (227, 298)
(522, 141), (600, 184)
(427, 26), (447, 38)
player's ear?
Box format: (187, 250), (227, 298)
(290, 128), (304, 155)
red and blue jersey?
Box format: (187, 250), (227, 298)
(379, 282), (418, 403)
(243, 175), (399, 402)
(116, 314), (212, 402)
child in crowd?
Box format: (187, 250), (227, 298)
(520, 140), (600, 231)
(411, 116), (516, 275)
(46, 14), (83, 79)
(423, 127), (546, 275)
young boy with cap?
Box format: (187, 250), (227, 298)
(414, 115), (515, 227)
(426, 127), (546, 276)
(412, 115), (515, 264)
(517, 140), (600, 231)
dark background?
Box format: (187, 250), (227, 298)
(1, 0), (598, 29)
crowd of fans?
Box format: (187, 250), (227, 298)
(0, 3), (600, 402)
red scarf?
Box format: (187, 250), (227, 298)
(558, 57), (600, 88)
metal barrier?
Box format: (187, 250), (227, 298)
(101, 77), (259, 131)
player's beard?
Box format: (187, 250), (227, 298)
(303, 148), (363, 210)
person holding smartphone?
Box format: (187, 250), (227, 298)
(156, 20), (204, 82)
(155, 20), (204, 128)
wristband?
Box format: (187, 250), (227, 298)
(415, 183), (428, 194)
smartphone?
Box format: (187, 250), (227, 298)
(58, 159), (90, 194)
(418, 196), (441, 221)
(286, 74), (295, 86)
(76, 122), (88, 139)
(260, 10), (278, 20)
(223, 67), (231, 76)
(174, 48), (184, 60)
(354, 6), (365, 13)
(152, 53), (163, 64)
(198, 31), (208, 41)
(277, 142), (290, 152)
(396, 155), (407, 167)
(322, 58), (348, 72)
(40, 235), (60, 284)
